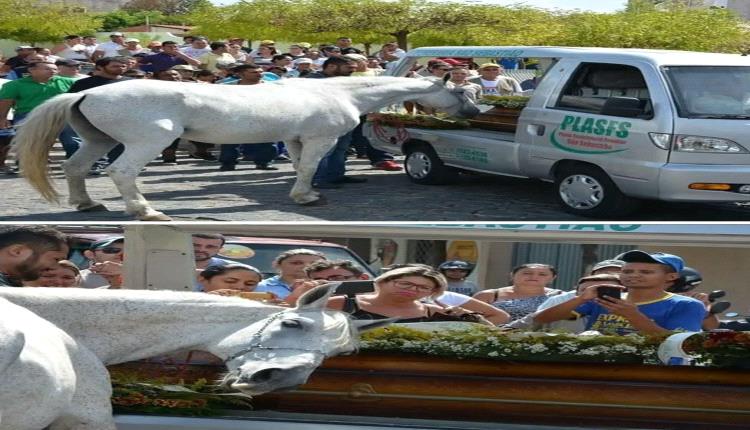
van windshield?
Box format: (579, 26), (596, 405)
(664, 66), (750, 119)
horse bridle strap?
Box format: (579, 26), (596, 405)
(224, 312), (327, 363)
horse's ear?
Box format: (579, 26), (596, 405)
(352, 318), (397, 333)
(295, 283), (339, 311)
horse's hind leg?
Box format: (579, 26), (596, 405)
(62, 139), (117, 212)
(290, 137), (338, 205)
(107, 134), (180, 221)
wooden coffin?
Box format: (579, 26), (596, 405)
(110, 352), (750, 429)
(467, 107), (521, 132)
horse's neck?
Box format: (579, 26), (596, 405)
(0, 289), (279, 365)
(341, 78), (440, 114)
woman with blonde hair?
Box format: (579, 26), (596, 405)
(324, 264), (493, 325)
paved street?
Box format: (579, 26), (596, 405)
(3, 148), (750, 221)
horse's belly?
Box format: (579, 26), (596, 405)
(182, 128), (288, 144)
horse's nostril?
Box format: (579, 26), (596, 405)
(250, 368), (282, 383)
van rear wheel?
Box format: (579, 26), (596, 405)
(554, 164), (640, 218)
(404, 144), (457, 185)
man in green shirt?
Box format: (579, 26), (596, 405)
(0, 61), (82, 159)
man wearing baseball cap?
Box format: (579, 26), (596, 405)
(79, 236), (125, 289)
(590, 259), (625, 275)
(536, 250), (706, 335)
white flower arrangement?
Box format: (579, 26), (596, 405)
(360, 325), (663, 365)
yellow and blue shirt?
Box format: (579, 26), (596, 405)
(574, 293), (705, 335)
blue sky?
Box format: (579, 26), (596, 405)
(209, 0), (629, 13)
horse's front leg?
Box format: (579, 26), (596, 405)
(290, 137), (338, 205)
(50, 349), (117, 430)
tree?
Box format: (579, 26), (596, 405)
(122, 0), (211, 15)
(552, 7), (748, 52)
(0, 0), (102, 44)
(187, 1), (296, 43)
(95, 10), (187, 31)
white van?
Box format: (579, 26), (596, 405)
(365, 46), (750, 218)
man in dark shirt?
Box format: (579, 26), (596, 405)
(0, 46), (36, 75)
(69, 57), (132, 165)
(139, 41), (200, 73)
(305, 56), (367, 188)
(0, 226), (69, 287)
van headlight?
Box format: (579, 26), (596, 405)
(674, 135), (748, 153)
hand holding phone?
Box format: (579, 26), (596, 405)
(596, 285), (623, 300)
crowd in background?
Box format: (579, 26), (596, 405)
(0, 226), (727, 338)
(0, 33), (529, 188)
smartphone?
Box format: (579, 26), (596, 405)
(238, 292), (276, 301)
(596, 285), (622, 300)
(334, 280), (375, 297)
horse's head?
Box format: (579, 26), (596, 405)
(414, 80), (481, 119)
(219, 284), (390, 395)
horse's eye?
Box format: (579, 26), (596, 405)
(281, 319), (303, 329)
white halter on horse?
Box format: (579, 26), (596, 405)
(14, 76), (479, 221)
(0, 284), (389, 430)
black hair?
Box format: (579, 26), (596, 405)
(0, 225), (68, 253)
(200, 264), (261, 280)
(162, 41), (178, 46)
(192, 233), (226, 247)
(322, 56), (355, 69)
(95, 56), (129, 68)
(210, 42), (226, 51)
(511, 263), (557, 276)
(272, 54), (290, 62)
(64, 35), (81, 40)
(304, 259), (363, 277)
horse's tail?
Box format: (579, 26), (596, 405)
(13, 93), (85, 203)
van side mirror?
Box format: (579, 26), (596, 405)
(600, 96), (645, 118)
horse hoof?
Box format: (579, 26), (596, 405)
(300, 196), (327, 206)
(139, 213), (173, 221)
(79, 204), (109, 212)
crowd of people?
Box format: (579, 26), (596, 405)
(0, 34), (528, 188)
(0, 225), (725, 337)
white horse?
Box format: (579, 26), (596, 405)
(14, 77), (479, 221)
(0, 284), (389, 430)
(0, 297), (110, 430)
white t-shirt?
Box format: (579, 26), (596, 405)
(58, 44), (90, 61)
(433, 291), (472, 307)
(181, 46), (211, 59)
(79, 269), (110, 289)
(96, 41), (124, 58)
(534, 290), (586, 333)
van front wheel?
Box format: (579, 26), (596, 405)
(554, 165), (640, 218)
(404, 145), (457, 185)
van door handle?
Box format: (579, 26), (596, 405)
(531, 124), (546, 136)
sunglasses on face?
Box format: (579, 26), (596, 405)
(392, 280), (435, 292)
(96, 247), (123, 254)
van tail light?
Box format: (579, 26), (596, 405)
(648, 133), (672, 150)
(673, 135), (748, 153)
